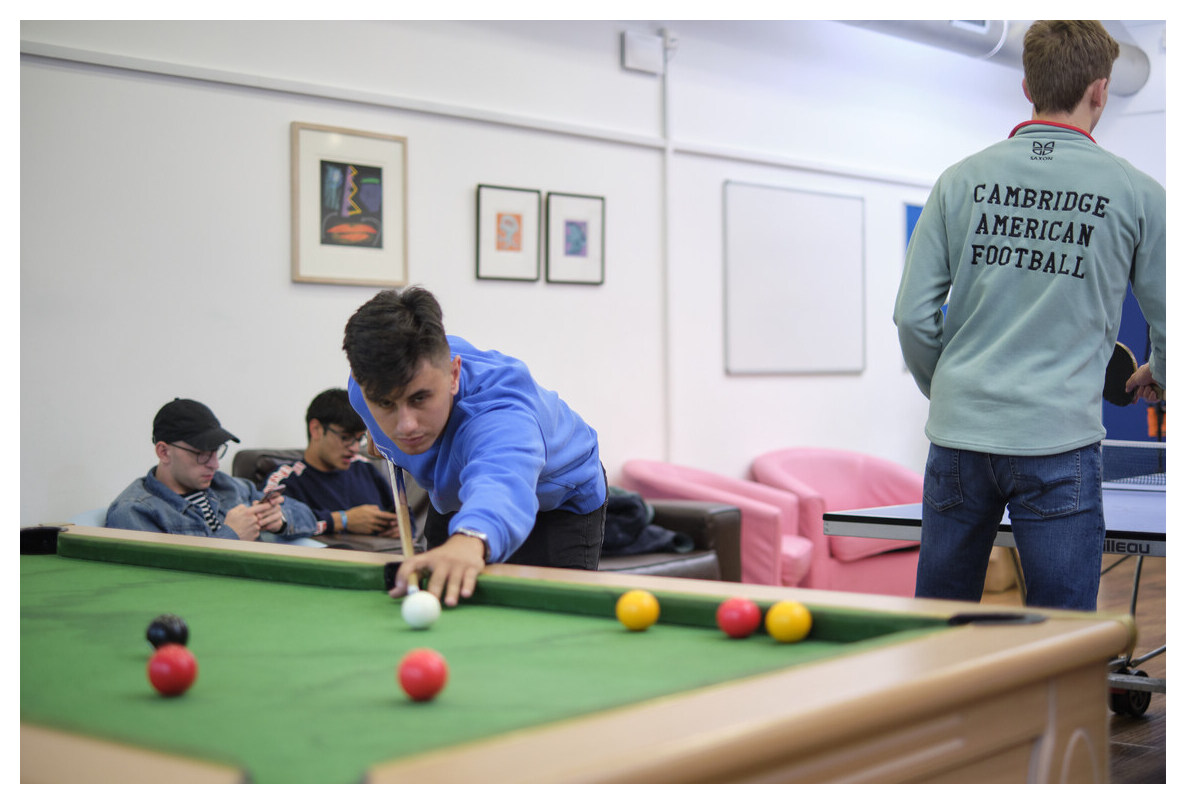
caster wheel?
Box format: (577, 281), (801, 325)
(1109, 669), (1151, 716)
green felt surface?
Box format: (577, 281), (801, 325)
(21, 550), (947, 783)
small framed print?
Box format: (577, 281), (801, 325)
(290, 122), (408, 286)
(546, 192), (605, 285)
(476, 185), (541, 281)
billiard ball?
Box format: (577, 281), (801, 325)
(147, 644), (198, 697)
(716, 597), (762, 639)
(146, 614), (188, 649)
(401, 590), (441, 630)
(397, 648), (448, 702)
(765, 600), (812, 643)
(615, 589), (660, 631)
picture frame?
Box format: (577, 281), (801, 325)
(476, 185), (542, 281)
(291, 122), (408, 286)
(545, 192), (605, 285)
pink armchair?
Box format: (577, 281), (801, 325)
(620, 459), (812, 587)
(750, 448), (922, 596)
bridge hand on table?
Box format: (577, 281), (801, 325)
(389, 535), (486, 607)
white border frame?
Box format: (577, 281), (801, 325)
(545, 192), (605, 285)
(291, 122), (408, 287)
(476, 185), (542, 281)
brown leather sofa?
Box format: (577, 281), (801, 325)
(230, 448), (742, 583)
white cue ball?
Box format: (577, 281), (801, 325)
(401, 590), (441, 630)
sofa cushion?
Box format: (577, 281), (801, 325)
(780, 534), (813, 586)
(598, 550), (720, 581)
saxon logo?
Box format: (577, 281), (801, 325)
(1032, 141), (1055, 156)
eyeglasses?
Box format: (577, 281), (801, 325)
(326, 427), (368, 449)
(169, 442), (228, 464)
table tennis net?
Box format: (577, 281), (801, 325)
(1101, 439), (1166, 488)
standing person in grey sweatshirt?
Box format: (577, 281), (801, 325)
(894, 20), (1165, 611)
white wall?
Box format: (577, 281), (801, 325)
(19, 20), (1166, 526)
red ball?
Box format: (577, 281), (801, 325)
(398, 648), (448, 702)
(147, 644), (198, 696)
(716, 597), (762, 639)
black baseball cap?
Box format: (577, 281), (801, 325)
(152, 398), (240, 450)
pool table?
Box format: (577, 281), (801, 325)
(21, 525), (1133, 783)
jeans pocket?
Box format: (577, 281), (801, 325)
(923, 445), (963, 511)
(1009, 451), (1084, 519)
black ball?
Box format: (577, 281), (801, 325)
(146, 614), (188, 649)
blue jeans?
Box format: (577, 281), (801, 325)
(916, 443), (1105, 611)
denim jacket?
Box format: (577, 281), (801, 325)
(106, 467), (319, 541)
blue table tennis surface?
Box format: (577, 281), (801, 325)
(823, 486), (1166, 557)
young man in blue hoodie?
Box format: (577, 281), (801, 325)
(895, 21), (1165, 610)
(343, 287), (607, 606)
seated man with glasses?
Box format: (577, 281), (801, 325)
(264, 388), (413, 542)
(106, 398), (320, 544)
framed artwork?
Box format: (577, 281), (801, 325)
(290, 122), (408, 286)
(545, 192), (605, 285)
(476, 185), (541, 281)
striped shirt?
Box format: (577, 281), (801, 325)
(184, 490), (220, 531)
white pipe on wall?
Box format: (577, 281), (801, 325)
(845, 20), (1151, 97)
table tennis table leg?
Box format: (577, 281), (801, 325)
(1007, 547), (1027, 603)
(1106, 555), (1167, 716)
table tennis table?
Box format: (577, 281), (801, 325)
(822, 486), (1165, 557)
(823, 441), (1166, 716)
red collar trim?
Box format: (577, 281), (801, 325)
(1009, 120), (1096, 143)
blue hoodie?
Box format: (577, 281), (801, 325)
(348, 335), (605, 561)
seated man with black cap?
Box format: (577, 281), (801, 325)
(107, 398), (321, 545)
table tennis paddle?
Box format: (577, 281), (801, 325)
(1104, 342), (1138, 406)
(1105, 342), (1165, 405)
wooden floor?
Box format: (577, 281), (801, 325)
(981, 555), (1166, 784)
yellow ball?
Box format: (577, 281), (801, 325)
(616, 590), (660, 631)
(765, 600), (812, 643)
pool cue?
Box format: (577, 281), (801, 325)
(385, 458), (419, 591)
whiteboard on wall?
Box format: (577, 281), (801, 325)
(723, 181), (866, 374)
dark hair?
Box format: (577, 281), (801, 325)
(1023, 21), (1119, 114)
(342, 287), (451, 399)
(305, 388), (365, 438)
